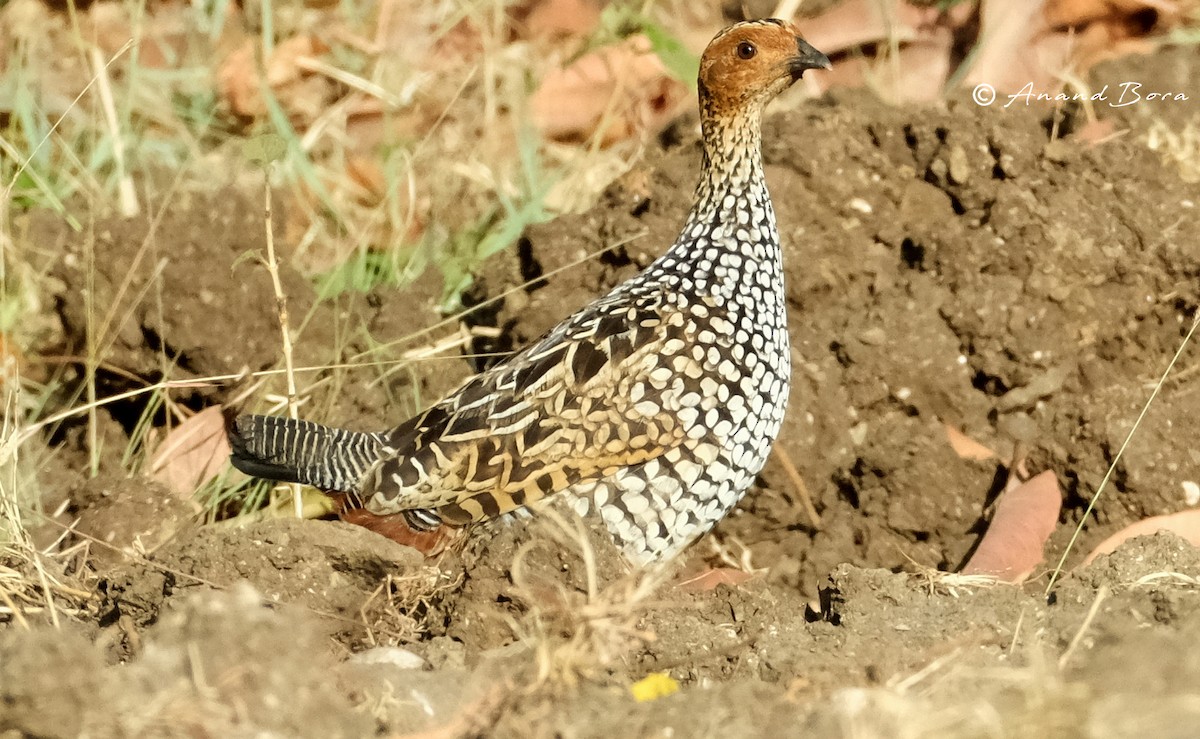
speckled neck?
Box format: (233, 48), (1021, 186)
(645, 105), (781, 311)
(696, 110), (766, 209)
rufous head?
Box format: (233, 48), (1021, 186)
(698, 19), (830, 117)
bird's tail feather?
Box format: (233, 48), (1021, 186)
(229, 414), (386, 494)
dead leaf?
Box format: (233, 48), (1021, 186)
(882, 29), (954, 103)
(964, 0), (1069, 96)
(346, 155), (387, 203)
(1072, 118), (1119, 146)
(0, 334), (24, 387)
(217, 35), (333, 126)
(531, 35), (687, 145)
(945, 424), (997, 461)
(150, 406), (231, 498)
(1083, 510), (1200, 565)
(802, 0), (931, 57)
(1044, 0), (1180, 29)
(962, 471), (1062, 583)
(677, 567), (755, 592)
(515, 0), (603, 39)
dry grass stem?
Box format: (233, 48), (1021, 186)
(773, 445), (823, 529)
(1046, 312), (1200, 595)
(508, 510), (669, 690)
(257, 168), (304, 517)
(1058, 584), (1109, 669)
(2, 39), (134, 199)
(89, 46), (138, 218)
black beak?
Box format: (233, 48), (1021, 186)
(789, 37), (832, 80)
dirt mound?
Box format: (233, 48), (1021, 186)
(8, 531), (1197, 737)
(1, 585), (375, 737)
(26, 189), (331, 389)
(96, 517), (447, 657)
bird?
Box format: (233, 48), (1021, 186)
(229, 19), (831, 566)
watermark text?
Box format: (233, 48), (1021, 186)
(972, 81), (1190, 108)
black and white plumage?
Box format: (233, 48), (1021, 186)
(230, 20), (831, 565)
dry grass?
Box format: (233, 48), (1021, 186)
(506, 509), (673, 690)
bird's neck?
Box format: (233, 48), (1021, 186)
(657, 113), (782, 306)
(696, 112), (765, 199)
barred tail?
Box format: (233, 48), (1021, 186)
(228, 414), (387, 493)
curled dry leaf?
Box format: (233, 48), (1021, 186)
(962, 470), (1062, 583)
(345, 155), (387, 203)
(150, 406), (231, 498)
(1083, 510), (1200, 565)
(531, 35), (687, 146)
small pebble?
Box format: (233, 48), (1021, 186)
(1183, 481), (1200, 506)
(348, 647), (426, 670)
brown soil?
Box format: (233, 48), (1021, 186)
(4, 47), (1200, 737)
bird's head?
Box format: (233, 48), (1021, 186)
(698, 19), (830, 118)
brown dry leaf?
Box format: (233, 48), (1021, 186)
(218, 35), (333, 125)
(346, 155), (387, 203)
(219, 41), (265, 118)
(1044, 0), (1180, 28)
(1082, 510), (1200, 565)
(962, 471), (1062, 583)
(964, 0), (1069, 95)
(87, 1), (192, 69)
(0, 333), (23, 387)
(150, 406), (231, 498)
(802, 0), (932, 56)
(516, 0), (603, 39)
(800, 0), (964, 101)
(677, 567), (755, 593)
(344, 97), (429, 153)
(1073, 117), (1119, 145)
(879, 29), (954, 103)
(944, 424), (996, 461)
(531, 35), (687, 146)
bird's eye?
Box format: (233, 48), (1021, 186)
(736, 41), (757, 60)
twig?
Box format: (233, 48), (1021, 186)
(257, 163), (303, 518)
(773, 446), (822, 529)
(0, 588), (29, 630)
(32, 554), (61, 629)
(88, 47), (138, 218)
(1046, 313), (1200, 595)
(1058, 584), (1109, 669)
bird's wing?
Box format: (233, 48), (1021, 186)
(359, 286), (732, 524)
